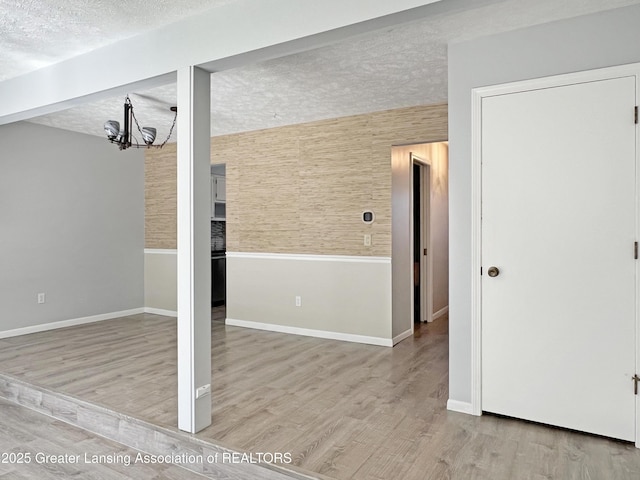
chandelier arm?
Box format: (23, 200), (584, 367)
(130, 133), (141, 147)
(128, 103), (147, 142)
(158, 110), (178, 148)
(130, 100), (177, 147)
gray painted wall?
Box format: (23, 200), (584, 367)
(227, 255), (392, 341)
(0, 122), (144, 331)
(448, 4), (640, 404)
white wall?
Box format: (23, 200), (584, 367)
(226, 253), (393, 346)
(448, 3), (640, 405)
(430, 143), (449, 314)
(144, 250), (177, 314)
(0, 122), (144, 333)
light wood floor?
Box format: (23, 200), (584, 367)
(1, 310), (640, 479)
(0, 397), (204, 479)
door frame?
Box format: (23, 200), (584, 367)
(469, 63), (640, 446)
(410, 154), (433, 328)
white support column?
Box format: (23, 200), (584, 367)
(176, 66), (211, 433)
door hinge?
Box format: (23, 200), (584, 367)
(633, 374), (640, 395)
(635, 241), (638, 260)
(424, 248), (428, 256)
(480, 266), (483, 275)
(635, 106), (638, 124)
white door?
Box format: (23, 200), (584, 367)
(481, 75), (637, 441)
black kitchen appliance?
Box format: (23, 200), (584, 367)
(211, 250), (226, 306)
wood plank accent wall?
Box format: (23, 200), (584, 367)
(145, 104), (447, 255)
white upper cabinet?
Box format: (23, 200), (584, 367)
(214, 176), (226, 202)
(211, 174), (226, 220)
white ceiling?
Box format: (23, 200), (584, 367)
(0, 0), (237, 81)
(4, 0), (640, 140)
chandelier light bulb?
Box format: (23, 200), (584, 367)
(104, 120), (120, 140)
(141, 127), (157, 145)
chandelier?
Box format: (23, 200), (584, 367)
(104, 95), (177, 150)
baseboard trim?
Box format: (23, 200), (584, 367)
(433, 305), (449, 320)
(226, 318), (393, 347)
(392, 329), (413, 345)
(144, 307), (178, 317)
(0, 308), (145, 339)
(447, 399), (475, 415)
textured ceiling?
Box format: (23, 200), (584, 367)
(0, 0), (238, 81)
(6, 0), (640, 140)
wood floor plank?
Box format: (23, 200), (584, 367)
(1, 311), (640, 479)
(0, 398), (203, 479)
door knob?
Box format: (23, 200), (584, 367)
(487, 266), (500, 277)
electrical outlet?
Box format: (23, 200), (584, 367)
(196, 384), (211, 399)
(364, 234), (372, 246)
(295, 296), (301, 307)
(37, 293), (46, 304)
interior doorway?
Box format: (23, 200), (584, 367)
(391, 141), (449, 343)
(412, 156), (432, 326)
